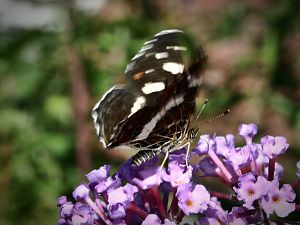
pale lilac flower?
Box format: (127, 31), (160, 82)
(141, 214), (161, 225)
(86, 165), (110, 184)
(260, 184), (296, 217)
(59, 202), (74, 218)
(132, 166), (162, 190)
(215, 134), (235, 157)
(95, 174), (121, 194)
(238, 123), (257, 145)
(227, 207), (248, 225)
(71, 214), (89, 225)
(195, 134), (216, 155)
(71, 203), (94, 225)
(163, 219), (177, 225)
(296, 161), (300, 178)
(141, 214), (176, 225)
(261, 136), (289, 158)
(107, 184), (138, 220)
(233, 175), (270, 208)
(107, 203), (126, 220)
(176, 183), (210, 215)
(73, 183), (90, 200)
(226, 144), (258, 171)
(108, 183), (138, 206)
(162, 161), (192, 187)
(57, 195), (68, 207)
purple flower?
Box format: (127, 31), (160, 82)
(215, 134), (235, 157)
(227, 207), (248, 225)
(195, 158), (218, 176)
(238, 123), (258, 145)
(107, 183), (138, 220)
(131, 166), (162, 190)
(107, 203), (126, 220)
(162, 161), (192, 187)
(57, 123), (299, 224)
(226, 144), (259, 171)
(71, 203), (94, 225)
(176, 183), (210, 215)
(95, 174), (121, 194)
(194, 134), (216, 155)
(86, 165), (110, 184)
(296, 161), (300, 178)
(233, 175), (270, 208)
(118, 157), (158, 181)
(73, 183), (90, 201)
(59, 202), (74, 218)
(108, 183), (138, 206)
(200, 207), (248, 225)
(260, 184), (296, 217)
(199, 207), (226, 225)
(141, 213), (162, 225)
(168, 148), (189, 165)
(57, 196), (68, 207)
(261, 136), (289, 158)
(141, 214), (176, 225)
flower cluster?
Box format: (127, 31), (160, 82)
(57, 124), (300, 224)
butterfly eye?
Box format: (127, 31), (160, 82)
(189, 128), (199, 140)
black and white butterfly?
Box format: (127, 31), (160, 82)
(92, 29), (207, 166)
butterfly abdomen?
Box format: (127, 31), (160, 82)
(131, 150), (159, 167)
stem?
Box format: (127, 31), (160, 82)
(150, 187), (168, 220)
(162, 190), (169, 210)
(126, 203), (148, 220)
(146, 189), (155, 211)
(176, 210), (185, 223)
(170, 189), (179, 216)
(268, 158), (276, 181)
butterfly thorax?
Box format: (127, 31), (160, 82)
(161, 127), (199, 154)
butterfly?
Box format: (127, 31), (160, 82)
(92, 29), (207, 167)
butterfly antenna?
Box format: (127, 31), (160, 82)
(194, 99), (208, 122)
(199, 109), (231, 126)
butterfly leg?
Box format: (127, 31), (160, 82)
(185, 142), (191, 167)
(160, 151), (169, 170)
(158, 151), (169, 181)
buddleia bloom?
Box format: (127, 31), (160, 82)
(57, 124), (299, 224)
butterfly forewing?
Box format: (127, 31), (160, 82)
(125, 30), (200, 105)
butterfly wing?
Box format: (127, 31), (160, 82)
(92, 29), (206, 151)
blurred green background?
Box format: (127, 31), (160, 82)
(0, 0), (299, 224)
